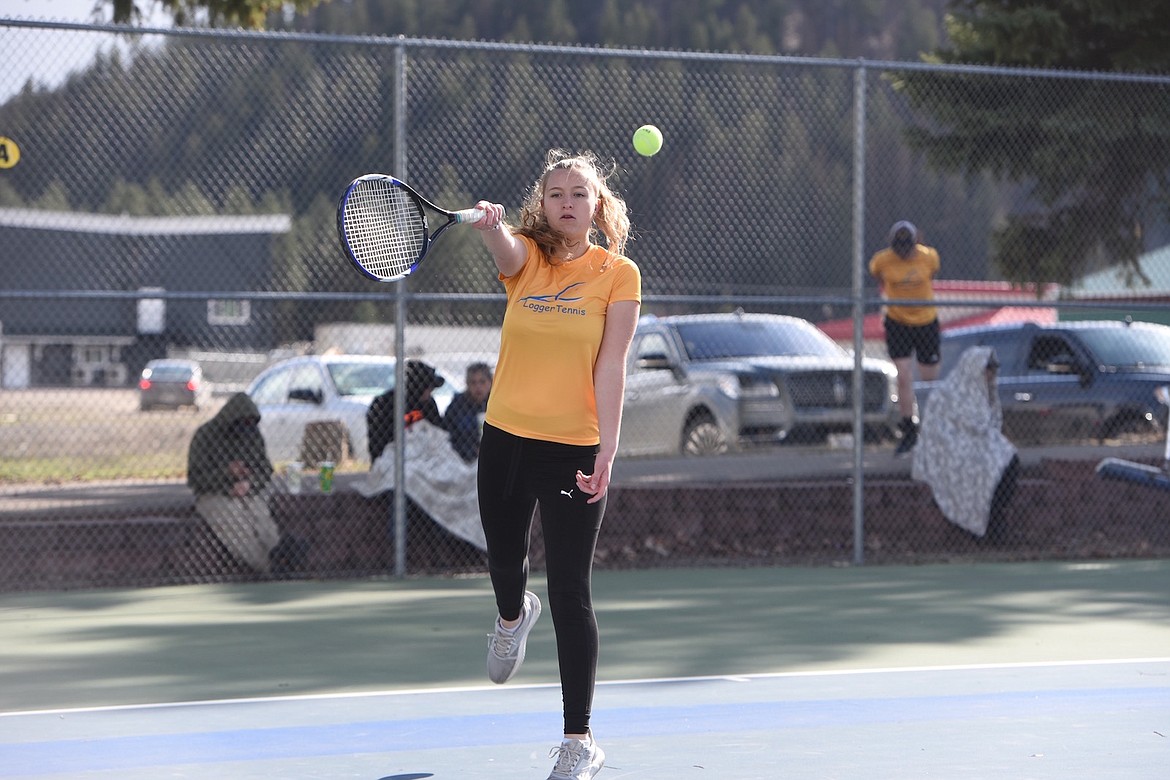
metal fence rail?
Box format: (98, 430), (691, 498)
(2, 19), (1169, 590)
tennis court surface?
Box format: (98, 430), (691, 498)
(2, 561), (1168, 778)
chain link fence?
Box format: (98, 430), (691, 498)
(2, 19), (1170, 590)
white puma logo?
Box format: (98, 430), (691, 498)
(560, 489), (574, 498)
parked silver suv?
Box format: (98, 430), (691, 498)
(621, 312), (899, 455)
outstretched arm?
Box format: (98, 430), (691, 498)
(472, 200), (527, 277)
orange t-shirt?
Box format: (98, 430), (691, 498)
(485, 236), (642, 445)
(868, 244), (940, 326)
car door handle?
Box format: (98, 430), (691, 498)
(1014, 392), (1033, 402)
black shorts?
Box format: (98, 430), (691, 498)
(884, 317), (940, 364)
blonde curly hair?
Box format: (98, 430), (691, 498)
(514, 149), (630, 263)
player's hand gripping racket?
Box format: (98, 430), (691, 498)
(336, 174), (485, 282)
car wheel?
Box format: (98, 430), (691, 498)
(682, 412), (728, 457)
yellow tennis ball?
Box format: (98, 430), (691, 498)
(633, 124), (663, 157)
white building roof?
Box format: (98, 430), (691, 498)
(1069, 245), (1170, 297)
(0, 208), (291, 235)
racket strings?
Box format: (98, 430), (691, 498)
(343, 181), (427, 279)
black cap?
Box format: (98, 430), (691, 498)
(888, 220), (918, 244)
(406, 360), (444, 392)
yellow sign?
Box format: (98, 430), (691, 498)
(0, 136), (21, 169)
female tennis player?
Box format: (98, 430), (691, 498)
(469, 149), (641, 780)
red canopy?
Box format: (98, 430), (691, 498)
(817, 281), (1059, 341)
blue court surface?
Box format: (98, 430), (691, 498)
(2, 562), (1168, 778)
(2, 660), (1168, 779)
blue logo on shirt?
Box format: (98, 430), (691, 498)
(519, 283), (587, 316)
(519, 282), (584, 304)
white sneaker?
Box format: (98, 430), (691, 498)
(486, 590), (541, 684)
(546, 734), (605, 780)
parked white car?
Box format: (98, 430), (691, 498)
(246, 354), (453, 463)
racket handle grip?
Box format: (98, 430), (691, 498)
(454, 207), (487, 224)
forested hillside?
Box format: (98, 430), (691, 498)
(287, 0), (948, 61)
(2, 0), (1013, 309)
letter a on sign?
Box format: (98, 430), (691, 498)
(0, 136), (21, 169)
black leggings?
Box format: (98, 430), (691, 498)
(477, 423), (604, 735)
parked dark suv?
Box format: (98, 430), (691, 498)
(916, 320), (1170, 442)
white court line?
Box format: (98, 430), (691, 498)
(2, 656), (1167, 719)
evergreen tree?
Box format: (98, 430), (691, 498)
(896, 1), (1170, 286)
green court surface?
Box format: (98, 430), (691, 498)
(2, 560), (1167, 713)
(2, 561), (1169, 779)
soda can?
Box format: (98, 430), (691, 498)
(318, 461), (335, 494)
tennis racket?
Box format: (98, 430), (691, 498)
(336, 174), (485, 282)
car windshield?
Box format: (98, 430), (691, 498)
(675, 319), (843, 360)
(328, 362), (395, 396)
(1077, 327), (1170, 368)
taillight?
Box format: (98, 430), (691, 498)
(186, 380), (198, 391)
(139, 379), (152, 390)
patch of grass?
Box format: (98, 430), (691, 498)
(0, 456), (187, 483)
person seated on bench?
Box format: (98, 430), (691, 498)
(443, 361), (493, 463)
(187, 392), (296, 573)
(360, 360), (486, 552)
(367, 360), (446, 465)
(912, 346), (1020, 542)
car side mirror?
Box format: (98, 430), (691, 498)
(637, 353), (687, 381)
(637, 354), (674, 371)
(288, 387), (323, 404)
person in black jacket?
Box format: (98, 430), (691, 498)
(187, 393), (280, 572)
(443, 362), (493, 463)
(366, 360), (445, 464)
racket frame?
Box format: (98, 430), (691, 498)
(336, 174), (483, 282)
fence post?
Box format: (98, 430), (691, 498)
(851, 60), (868, 566)
(392, 38), (409, 578)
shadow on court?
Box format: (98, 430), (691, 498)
(1, 561), (1168, 778)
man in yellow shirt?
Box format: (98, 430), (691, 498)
(869, 220), (941, 456)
